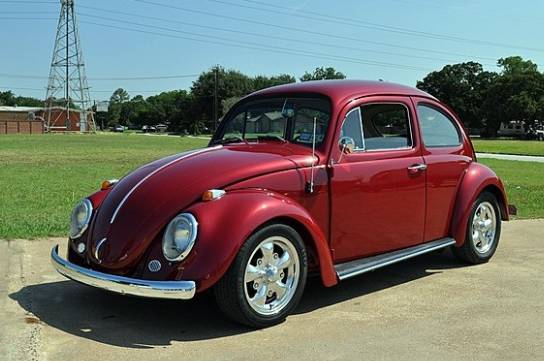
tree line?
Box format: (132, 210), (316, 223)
(100, 66), (346, 133)
(2, 58), (543, 137)
(416, 56), (544, 137)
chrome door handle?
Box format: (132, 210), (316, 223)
(408, 163), (427, 173)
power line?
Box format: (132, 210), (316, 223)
(210, 0), (544, 53)
(76, 5), (497, 67)
(78, 17), (430, 72)
(0, 73), (199, 81)
(0, 17), (56, 20)
(0, 0), (56, 3)
(0, 86), (182, 94)
(131, 0), (499, 62)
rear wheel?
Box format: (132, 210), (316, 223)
(452, 192), (501, 264)
(214, 223), (307, 328)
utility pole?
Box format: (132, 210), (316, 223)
(213, 65), (219, 132)
(45, 0), (95, 132)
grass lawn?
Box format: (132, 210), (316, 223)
(478, 159), (544, 219)
(472, 139), (544, 156)
(0, 134), (208, 239)
(0, 134), (542, 239)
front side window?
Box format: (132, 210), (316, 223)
(214, 96), (331, 148)
(361, 103), (412, 150)
(339, 103), (412, 152)
(417, 104), (461, 147)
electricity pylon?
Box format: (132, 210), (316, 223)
(45, 0), (95, 132)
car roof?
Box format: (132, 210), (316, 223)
(251, 80), (435, 104)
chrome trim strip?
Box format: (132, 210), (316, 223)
(94, 237), (107, 263)
(109, 146), (222, 224)
(51, 245), (196, 300)
(335, 238), (456, 281)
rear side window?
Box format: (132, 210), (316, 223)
(417, 104), (461, 147)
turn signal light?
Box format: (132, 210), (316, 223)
(101, 179), (119, 190)
(202, 189), (226, 201)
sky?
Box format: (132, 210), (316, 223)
(1, 0), (543, 101)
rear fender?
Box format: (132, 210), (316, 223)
(450, 162), (509, 246)
(182, 189), (337, 292)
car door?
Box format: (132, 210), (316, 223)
(330, 96), (426, 262)
(412, 97), (472, 242)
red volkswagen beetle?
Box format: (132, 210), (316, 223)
(51, 80), (510, 327)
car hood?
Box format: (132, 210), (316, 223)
(88, 143), (314, 271)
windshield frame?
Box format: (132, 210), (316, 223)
(210, 93), (333, 149)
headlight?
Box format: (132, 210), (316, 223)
(69, 199), (93, 239)
(162, 213), (198, 262)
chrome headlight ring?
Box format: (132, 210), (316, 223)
(162, 213), (198, 262)
(69, 198), (93, 239)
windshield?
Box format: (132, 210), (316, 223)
(212, 96), (331, 148)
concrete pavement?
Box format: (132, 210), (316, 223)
(1, 219), (543, 361)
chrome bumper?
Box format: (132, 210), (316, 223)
(50, 245), (196, 300)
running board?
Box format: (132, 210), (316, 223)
(335, 238), (456, 281)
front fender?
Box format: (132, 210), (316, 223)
(450, 162), (509, 246)
(181, 189), (337, 292)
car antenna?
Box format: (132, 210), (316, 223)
(306, 116), (317, 194)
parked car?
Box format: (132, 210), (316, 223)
(142, 125), (156, 133)
(155, 124), (168, 133)
(110, 124), (124, 133)
(51, 80), (511, 327)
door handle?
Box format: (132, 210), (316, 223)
(408, 163), (427, 173)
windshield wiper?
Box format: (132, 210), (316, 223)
(256, 135), (287, 143)
(214, 136), (246, 145)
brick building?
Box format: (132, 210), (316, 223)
(0, 106), (44, 134)
(0, 106), (93, 134)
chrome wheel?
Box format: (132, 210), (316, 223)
(243, 236), (300, 316)
(471, 201), (497, 254)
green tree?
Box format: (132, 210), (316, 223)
(107, 88), (130, 126)
(191, 67), (254, 127)
(252, 74), (295, 90)
(300, 67), (346, 81)
(482, 56), (544, 136)
(416, 62), (497, 130)
(0, 91), (16, 106)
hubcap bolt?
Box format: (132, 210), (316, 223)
(253, 282), (259, 290)
(280, 272), (285, 278)
(267, 290), (273, 297)
(257, 259), (262, 265)
(273, 253), (279, 260)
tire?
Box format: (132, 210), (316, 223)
(214, 223), (308, 328)
(452, 192), (501, 264)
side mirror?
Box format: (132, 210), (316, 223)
(339, 136), (355, 154)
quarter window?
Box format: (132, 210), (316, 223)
(417, 104), (461, 147)
(340, 108), (364, 150)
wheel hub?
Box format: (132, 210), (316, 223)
(243, 236), (300, 316)
(471, 201), (497, 254)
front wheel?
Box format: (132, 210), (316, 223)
(214, 223), (308, 328)
(452, 192), (501, 264)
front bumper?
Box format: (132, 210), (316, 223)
(50, 245), (196, 300)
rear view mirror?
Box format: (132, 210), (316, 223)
(339, 136), (355, 154)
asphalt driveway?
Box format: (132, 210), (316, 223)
(1, 219), (543, 361)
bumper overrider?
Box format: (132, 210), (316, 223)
(50, 245), (196, 300)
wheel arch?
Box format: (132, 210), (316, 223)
(184, 189), (338, 293)
(450, 162), (509, 246)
